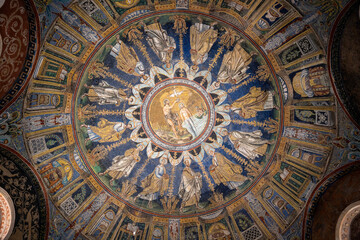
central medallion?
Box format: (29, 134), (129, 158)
(142, 78), (215, 151)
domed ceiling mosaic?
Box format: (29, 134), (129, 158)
(74, 13), (282, 215)
(1, 0), (359, 239)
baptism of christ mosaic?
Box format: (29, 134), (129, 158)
(145, 79), (214, 150)
(74, 13), (282, 215)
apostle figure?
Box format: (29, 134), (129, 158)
(217, 40), (254, 84)
(227, 86), (274, 119)
(190, 17), (218, 68)
(144, 19), (176, 67)
(228, 130), (270, 160)
(82, 80), (128, 106)
(136, 160), (169, 207)
(81, 118), (131, 143)
(108, 35), (146, 79)
(178, 159), (202, 211)
(99, 147), (141, 185)
(209, 152), (248, 191)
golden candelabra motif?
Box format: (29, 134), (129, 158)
(171, 15), (189, 77)
(161, 165), (178, 213)
(161, 195), (179, 213)
(200, 27), (241, 86)
(118, 180), (137, 200)
(264, 118), (279, 134)
(167, 165), (176, 198)
(196, 156), (224, 204)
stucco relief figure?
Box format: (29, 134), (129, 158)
(178, 160), (202, 211)
(136, 161), (169, 207)
(82, 80), (128, 106)
(99, 147), (141, 185)
(228, 130), (270, 160)
(108, 35), (146, 79)
(190, 18), (218, 68)
(143, 20), (176, 66)
(81, 118), (131, 143)
(217, 40), (254, 84)
(227, 86), (274, 118)
(209, 152), (248, 191)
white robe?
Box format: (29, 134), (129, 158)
(88, 81), (127, 105)
(106, 154), (137, 178)
(145, 24), (176, 63)
(178, 167), (202, 207)
(229, 130), (270, 160)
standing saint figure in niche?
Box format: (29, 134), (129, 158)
(81, 118), (131, 143)
(99, 147), (141, 185)
(143, 18), (176, 67)
(227, 86), (274, 119)
(209, 151), (248, 191)
(108, 34), (147, 79)
(190, 17), (218, 69)
(227, 130), (271, 160)
(82, 80), (128, 106)
(135, 159), (169, 207)
(217, 40), (254, 84)
(178, 159), (203, 211)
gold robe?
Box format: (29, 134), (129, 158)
(190, 23), (218, 65)
(115, 40), (142, 76)
(87, 118), (126, 143)
(231, 86), (271, 119)
(210, 153), (247, 186)
(140, 165), (169, 196)
(218, 42), (252, 84)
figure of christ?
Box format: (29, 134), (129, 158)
(163, 99), (180, 138)
(179, 102), (198, 139)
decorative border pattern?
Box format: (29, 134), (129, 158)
(0, 0), (39, 112)
(328, 0), (360, 128)
(302, 162), (360, 240)
(0, 144), (49, 239)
